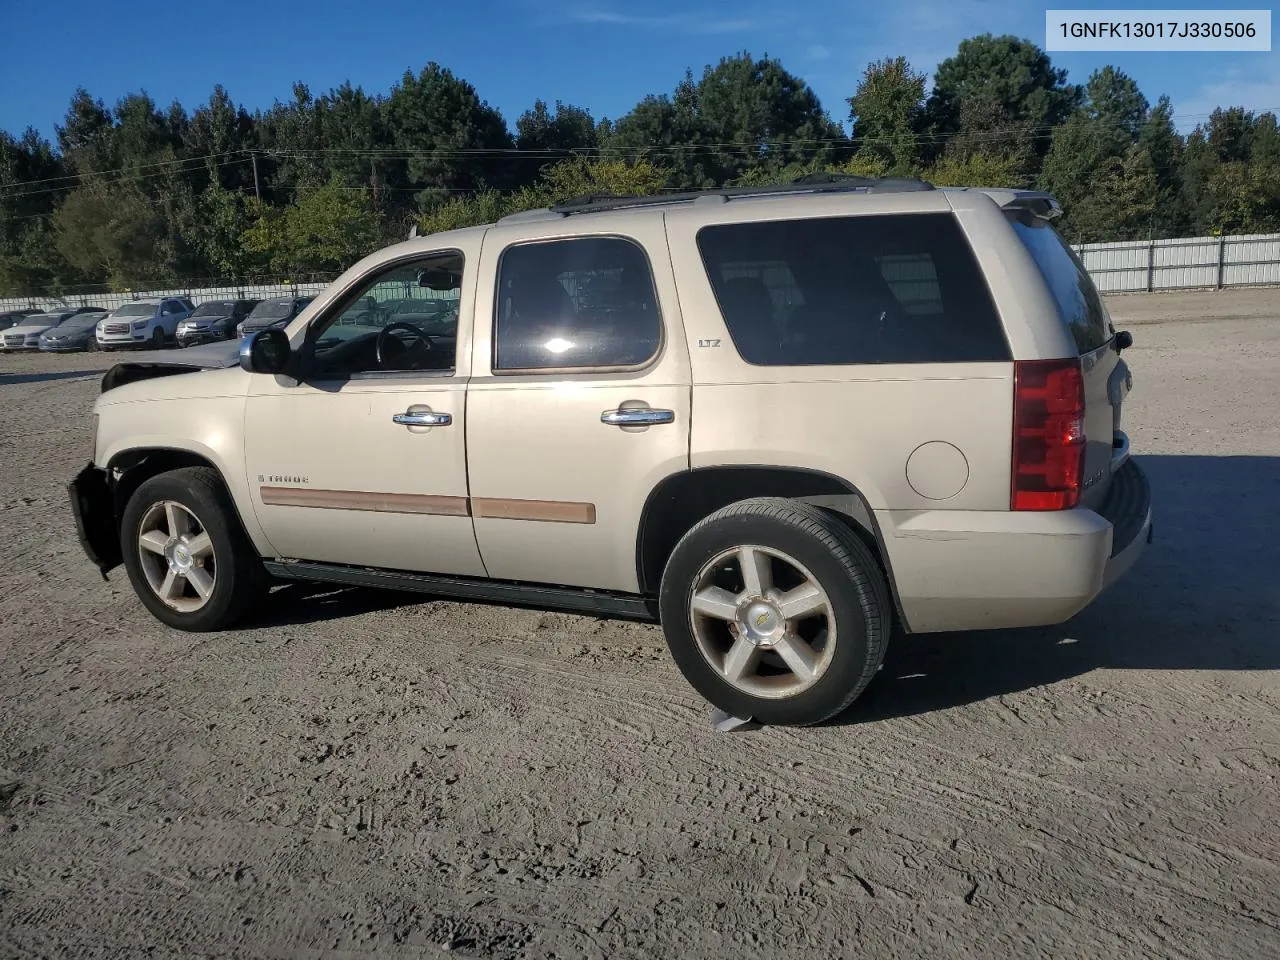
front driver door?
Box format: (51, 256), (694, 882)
(243, 243), (485, 577)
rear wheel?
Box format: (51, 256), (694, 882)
(659, 497), (890, 726)
(120, 466), (268, 631)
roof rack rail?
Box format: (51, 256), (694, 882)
(540, 173), (936, 218)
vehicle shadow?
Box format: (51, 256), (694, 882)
(835, 454), (1280, 725)
(249, 581), (423, 628)
(0, 369), (103, 386)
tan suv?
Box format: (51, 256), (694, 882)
(68, 176), (1152, 726)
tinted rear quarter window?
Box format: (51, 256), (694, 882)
(696, 212), (1009, 365)
(1011, 218), (1112, 354)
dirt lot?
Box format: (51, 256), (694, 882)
(1, 289), (1278, 959)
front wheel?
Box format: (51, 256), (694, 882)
(119, 466), (268, 631)
(150, 327), (166, 349)
(659, 497), (891, 726)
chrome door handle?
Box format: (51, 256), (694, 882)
(393, 411), (452, 427)
(601, 408), (674, 426)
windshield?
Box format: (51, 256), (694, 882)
(18, 314), (59, 326)
(247, 299), (295, 321)
(61, 313), (104, 330)
(191, 301), (236, 318)
(115, 302), (157, 317)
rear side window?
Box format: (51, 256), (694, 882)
(1012, 219), (1112, 354)
(494, 236), (661, 370)
(696, 213), (1009, 365)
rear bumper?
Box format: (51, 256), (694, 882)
(1099, 457), (1153, 589)
(68, 461), (121, 579)
(880, 459), (1152, 633)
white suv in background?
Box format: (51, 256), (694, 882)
(96, 298), (195, 351)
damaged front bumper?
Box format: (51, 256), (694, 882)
(68, 461), (121, 579)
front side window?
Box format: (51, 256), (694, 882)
(307, 253), (462, 379)
(248, 299), (295, 322)
(191, 301), (236, 318)
(696, 213), (1010, 365)
(115, 302), (156, 317)
(493, 236), (661, 371)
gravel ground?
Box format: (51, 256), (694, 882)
(1, 290), (1278, 959)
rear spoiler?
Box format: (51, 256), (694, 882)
(997, 191), (1063, 221)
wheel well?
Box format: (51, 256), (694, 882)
(636, 466), (902, 621)
(108, 448), (216, 516)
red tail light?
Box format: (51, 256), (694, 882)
(1011, 358), (1086, 510)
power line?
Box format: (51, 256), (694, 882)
(4, 104), (1272, 198)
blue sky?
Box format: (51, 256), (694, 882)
(2, 0), (1278, 143)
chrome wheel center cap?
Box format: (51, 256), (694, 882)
(165, 538), (194, 574)
(740, 600), (783, 646)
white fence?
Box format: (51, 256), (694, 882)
(1073, 232), (1280, 294)
(4, 230), (1280, 313)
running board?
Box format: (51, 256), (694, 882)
(263, 559), (660, 622)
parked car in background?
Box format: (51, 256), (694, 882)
(0, 309), (42, 332)
(96, 298), (195, 351)
(237, 296), (314, 336)
(384, 297), (458, 331)
(38, 310), (110, 352)
(336, 295), (382, 326)
(2, 306), (107, 352)
(176, 299), (260, 347)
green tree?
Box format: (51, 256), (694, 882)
(53, 182), (171, 288)
(925, 34), (1081, 172)
(55, 88), (115, 173)
(184, 85), (258, 195)
(515, 99), (598, 184)
(1039, 67), (1160, 239)
(604, 73), (716, 189)
(925, 152), (1022, 187)
(607, 54), (846, 189)
(384, 63), (513, 207)
(243, 176), (384, 276)
(847, 56), (927, 171)
(1203, 161), (1280, 233)
(1139, 96), (1189, 236)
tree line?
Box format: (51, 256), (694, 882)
(3, 33), (1278, 297)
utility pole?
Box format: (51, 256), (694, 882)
(251, 152), (261, 201)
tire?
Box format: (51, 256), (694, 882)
(151, 327), (166, 349)
(86, 338), (98, 352)
(119, 466), (269, 631)
(658, 497), (891, 726)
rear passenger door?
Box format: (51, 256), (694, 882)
(465, 219), (692, 593)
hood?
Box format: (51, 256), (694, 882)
(181, 313), (232, 325)
(240, 317), (289, 331)
(42, 326), (92, 340)
(99, 339), (242, 393)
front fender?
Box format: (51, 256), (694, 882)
(96, 394), (274, 559)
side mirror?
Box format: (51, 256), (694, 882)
(240, 328), (291, 374)
(1115, 330), (1134, 353)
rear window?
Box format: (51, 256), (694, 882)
(696, 213), (1009, 365)
(1011, 218), (1112, 354)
